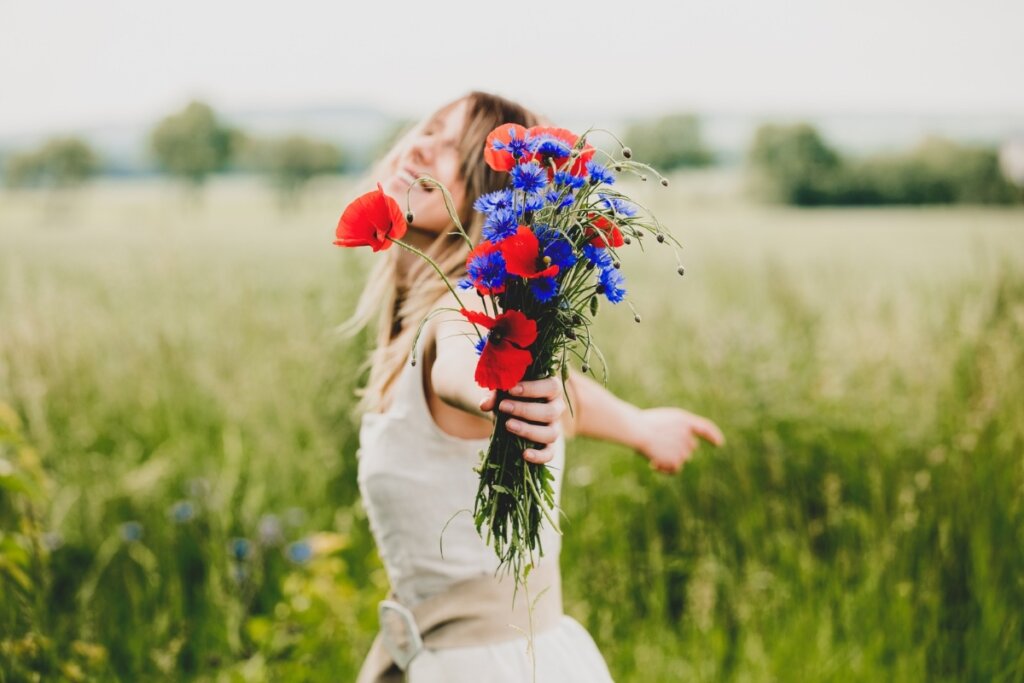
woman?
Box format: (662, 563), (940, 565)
(348, 91), (725, 682)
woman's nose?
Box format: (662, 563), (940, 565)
(409, 134), (434, 166)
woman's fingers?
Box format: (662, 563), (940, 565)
(478, 391), (498, 413)
(505, 418), (559, 444)
(508, 377), (561, 399)
(691, 417), (725, 447)
(497, 397), (564, 424)
(523, 444), (556, 464)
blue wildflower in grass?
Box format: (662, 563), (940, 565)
(598, 267), (627, 303)
(511, 162), (547, 194)
(120, 521), (143, 542)
(538, 228), (578, 270)
(482, 208), (519, 242)
(169, 500), (195, 524)
(286, 539), (313, 565)
(474, 335), (487, 356)
(473, 188), (515, 214)
(587, 161), (616, 186)
(258, 514), (284, 546)
(553, 170), (586, 190)
(231, 537), (252, 562)
(582, 244), (614, 269)
(467, 249), (508, 292)
(598, 193), (637, 217)
(530, 276), (559, 303)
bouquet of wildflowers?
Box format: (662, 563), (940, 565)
(334, 124), (682, 589)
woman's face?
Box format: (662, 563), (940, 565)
(381, 98), (469, 236)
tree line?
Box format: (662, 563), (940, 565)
(3, 102), (1020, 207)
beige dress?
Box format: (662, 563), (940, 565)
(356, 338), (614, 682)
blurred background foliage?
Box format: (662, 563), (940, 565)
(1, 166), (1022, 680)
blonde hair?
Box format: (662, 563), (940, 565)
(340, 91), (542, 414)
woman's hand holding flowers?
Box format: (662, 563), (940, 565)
(479, 377), (565, 465)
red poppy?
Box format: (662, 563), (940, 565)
(584, 213), (625, 248)
(525, 126), (595, 177)
(484, 123), (530, 172)
(499, 226), (560, 279)
(460, 308), (538, 390)
(333, 183), (407, 252)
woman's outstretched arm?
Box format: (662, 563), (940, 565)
(560, 370), (725, 474)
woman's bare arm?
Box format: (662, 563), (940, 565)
(560, 370), (725, 474)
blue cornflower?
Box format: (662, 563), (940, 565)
(530, 276), (559, 303)
(493, 127), (533, 159)
(473, 335), (487, 356)
(120, 521), (143, 542)
(473, 188), (514, 214)
(544, 190), (574, 210)
(598, 267), (627, 303)
(515, 192), (545, 218)
(482, 208), (519, 243)
(532, 135), (571, 160)
(467, 249), (508, 292)
(586, 161), (616, 186)
(582, 244), (613, 269)
(511, 162), (547, 194)
(538, 228), (577, 271)
(457, 277), (475, 290)
(598, 193), (637, 217)
(553, 170), (586, 190)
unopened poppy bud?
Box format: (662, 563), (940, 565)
(660, 178), (669, 187)
(656, 234), (665, 243)
(612, 260), (621, 269)
(640, 175), (647, 182)
(589, 295), (599, 316)
(405, 211), (414, 223)
(613, 164), (623, 172)
(677, 265), (685, 276)
(581, 364), (589, 373)
(623, 235), (631, 245)
(572, 314), (582, 325)
(566, 329), (577, 340)
(596, 283), (606, 295)
(634, 313), (642, 323)
(622, 147), (633, 159)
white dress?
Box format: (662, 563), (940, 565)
(356, 338), (614, 682)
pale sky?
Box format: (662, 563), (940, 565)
(1, 0), (1022, 135)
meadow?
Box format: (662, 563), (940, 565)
(1, 174), (1022, 682)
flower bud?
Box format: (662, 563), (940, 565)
(623, 235), (631, 245)
(581, 364), (589, 373)
(405, 211), (414, 223)
(660, 178), (669, 187)
(656, 234), (665, 243)
(622, 147), (633, 159)
(566, 329), (577, 340)
(634, 313), (642, 323)
(677, 265), (685, 276)
(589, 295), (599, 316)
(640, 175), (647, 182)
(613, 164), (623, 172)
(612, 260), (621, 269)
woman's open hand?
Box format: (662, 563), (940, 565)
(636, 407), (725, 475)
(479, 377), (565, 465)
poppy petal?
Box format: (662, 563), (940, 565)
(334, 183), (407, 252)
(494, 309), (538, 348)
(476, 341), (533, 390)
(460, 308), (497, 330)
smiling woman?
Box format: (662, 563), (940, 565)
(336, 90), (723, 682)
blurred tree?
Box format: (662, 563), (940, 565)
(624, 113), (713, 170)
(4, 137), (98, 189)
(748, 123), (842, 205)
(240, 134), (342, 209)
(149, 101), (238, 189)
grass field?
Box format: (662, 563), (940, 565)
(2, 174), (1023, 681)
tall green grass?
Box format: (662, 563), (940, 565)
(1, 177), (1022, 681)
